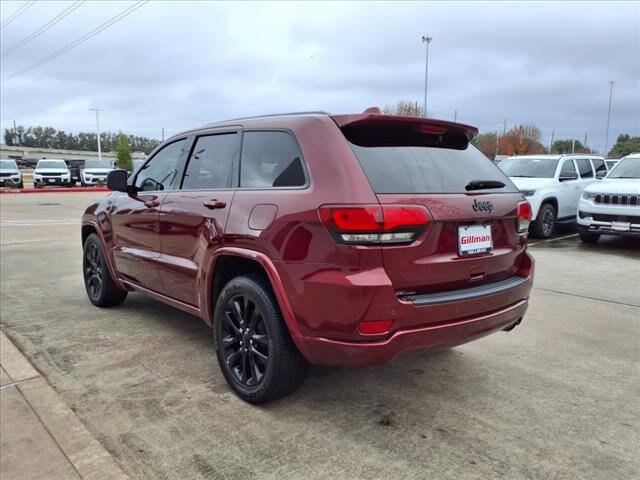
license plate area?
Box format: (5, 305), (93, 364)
(611, 221), (631, 232)
(458, 224), (493, 256)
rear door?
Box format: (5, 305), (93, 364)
(557, 159), (581, 218)
(158, 130), (240, 306)
(338, 118), (526, 295)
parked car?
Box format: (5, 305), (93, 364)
(81, 159), (115, 186)
(498, 154), (607, 238)
(0, 159), (23, 188)
(32, 159), (72, 186)
(578, 153), (640, 242)
(82, 110), (534, 403)
(66, 159), (86, 186)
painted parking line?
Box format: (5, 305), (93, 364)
(529, 233), (578, 246)
(0, 219), (79, 227)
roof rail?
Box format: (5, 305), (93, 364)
(205, 111), (331, 125)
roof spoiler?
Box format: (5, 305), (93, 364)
(332, 108), (478, 150)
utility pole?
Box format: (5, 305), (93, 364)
(495, 130), (500, 159)
(13, 119), (17, 144)
(548, 129), (555, 154)
(421, 35), (432, 118)
(604, 81), (615, 156)
(162, 128), (165, 141)
(583, 133), (588, 151)
(572, 139), (576, 154)
(454, 109), (457, 122)
(502, 118), (507, 137)
(89, 107), (104, 160)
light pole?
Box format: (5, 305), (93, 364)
(89, 107), (104, 160)
(421, 35), (432, 117)
(604, 81), (615, 156)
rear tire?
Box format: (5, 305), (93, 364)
(213, 274), (309, 403)
(530, 203), (556, 238)
(83, 233), (127, 307)
(579, 231), (600, 243)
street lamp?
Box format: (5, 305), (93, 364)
(89, 107), (104, 161)
(604, 81), (615, 156)
(421, 35), (432, 117)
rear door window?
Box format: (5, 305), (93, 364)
(182, 133), (239, 190)
(576, 158), (593, 178)
(240, 131), (307, 188)
(348, 143), (516, 194)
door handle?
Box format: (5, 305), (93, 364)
(144, 200), (160, 208)
(203, 199), (227, 210)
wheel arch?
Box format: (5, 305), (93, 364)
(539, 197), (558, 215)
(204, 247), (310, 359)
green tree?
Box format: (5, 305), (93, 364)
(609, 134), (640, 157)
(551, 139), (589, 154)
(115, 132), (133, 171)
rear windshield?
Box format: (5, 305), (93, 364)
(349, 143), (517, 194)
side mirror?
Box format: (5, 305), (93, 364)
(107, 169), (129, 192)
(559, 173), (578, 182)
(596, 170), (606, 179)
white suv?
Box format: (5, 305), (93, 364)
(81, 159), (115, 186)
(578, 153), (640, 242)
(33, 159), (72, 187)
(499, 154), (607, 238)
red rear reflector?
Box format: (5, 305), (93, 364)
(358, 320), (393, 335)
(516, 201), (532, 233)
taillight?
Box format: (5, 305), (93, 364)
(516, 201), (532, 234)
(319, 205), (429, 245)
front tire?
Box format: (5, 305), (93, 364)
(579, 231), (600, 243)
(213, 275), (309, 403)
(83, 233), (127, 307)
(530, 203), (556, 238)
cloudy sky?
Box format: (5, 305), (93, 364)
(1, 0), (638, 153)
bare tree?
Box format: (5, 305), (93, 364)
(382, 100), (424, 117)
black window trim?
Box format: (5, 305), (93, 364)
(177, 129), (242, 192)
(558, 158), (577, 178)
(236, 128), (310, 191)
(131, 136), (190, 193)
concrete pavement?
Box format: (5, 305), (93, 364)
(0, 192), (639, 479)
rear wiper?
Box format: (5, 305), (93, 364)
(465, 179), (506, 191)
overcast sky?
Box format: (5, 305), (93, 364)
(1, 0), (638, 153)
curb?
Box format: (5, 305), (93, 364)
(0, 331), (130, 479)
(0, 187), (110, 194)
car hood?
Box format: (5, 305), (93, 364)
(34, 168), (69, 173)
(0, 168), (19, 174)
(584, 178), (640, 194)
(83, 168), (113, 174)
(508, 177), (556, 191)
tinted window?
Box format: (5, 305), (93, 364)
(499, 157), (559, 178)
(560, 159), (577, 177)
(576, 159), (593, 178)
(240, 131), (306, 188)
(592, 158), (607, 175)
(136, 139), (186, 191)
(350, 143), (517, 194)
(182, 133), (239, 190)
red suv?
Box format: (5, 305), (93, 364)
(82, 110), (534, 403)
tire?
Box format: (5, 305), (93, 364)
(81, 179), (87, 187)
(579, 231), (600, 243)
(213, 274), (309, 403)
(18, 182), (24, 189)
(83, 233), (127, 307)
(530, 203), (556, 238)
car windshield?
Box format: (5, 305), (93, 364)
(498, 157), (559, 178)
(37, 160), (68, 169)
(607, 158), (640, 179)
(84, 160), (113, 169)
(0, 160), (18, 170)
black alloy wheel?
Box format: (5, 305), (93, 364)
(220, 294), (270, 387)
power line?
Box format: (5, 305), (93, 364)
(0, 0), (37, 30)
(1, 1), (86, 57)
(1, 0), (149, 83)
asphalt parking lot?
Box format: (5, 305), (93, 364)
(1, 192), (638, 480)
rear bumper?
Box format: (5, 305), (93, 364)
(300, 298), (528, 366)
